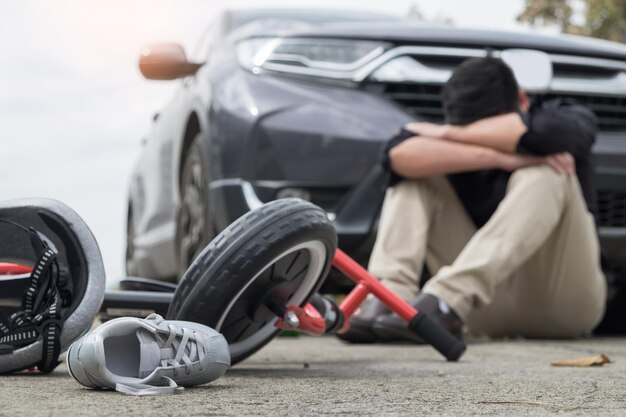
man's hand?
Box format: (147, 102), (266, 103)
(497, 153), (544, 172)
(498, 151), (575, 175)
(543, 152), (576, 175)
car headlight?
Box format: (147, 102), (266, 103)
(237, 37), (390, 79)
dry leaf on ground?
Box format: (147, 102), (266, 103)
(550, 354), (612, 367)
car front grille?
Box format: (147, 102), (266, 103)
(364, 82), (626, 132)
(598, 190), (626, 228)
(364, 82), (445, 123)
(374, 82), (445, 122)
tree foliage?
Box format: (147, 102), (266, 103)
(518, 0), (626, 43)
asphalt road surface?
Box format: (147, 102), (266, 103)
(1, 336), (625, 416)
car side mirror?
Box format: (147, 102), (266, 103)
(500, 49), (552, 94)
(139, 44), (203, 80)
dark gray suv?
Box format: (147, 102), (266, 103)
(126, 9), (626, 326)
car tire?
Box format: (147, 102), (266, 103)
(176, 133), (214, 280)
(167, 198), (337, 365)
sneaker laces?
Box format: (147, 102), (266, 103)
(152, 314), (207, 375)
(115, 314), (206, 396)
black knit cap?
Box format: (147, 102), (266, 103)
(442, 57), (520, 125)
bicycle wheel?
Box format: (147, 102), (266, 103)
(167, 198), (337, 364)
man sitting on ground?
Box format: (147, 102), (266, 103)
(340, 57), (606, 343)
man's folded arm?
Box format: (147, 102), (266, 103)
(388, 136), (540, 179)
(435, 101), (597, 160)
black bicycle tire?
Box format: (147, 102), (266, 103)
(167, 198), (337, 364)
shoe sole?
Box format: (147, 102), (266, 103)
(66, 342), (78, 381)
(371, 322), (425, 344)
(336, 327), (380, 344)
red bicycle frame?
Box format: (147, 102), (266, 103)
(275, 248), (417, 335)
(275, 248), (466, 362)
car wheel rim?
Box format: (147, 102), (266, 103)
(125, 211), (136, 275)
(180, 156), (208, 269)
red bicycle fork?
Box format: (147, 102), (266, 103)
(275, 248), (417, 335)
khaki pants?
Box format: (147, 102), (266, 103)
(368, 166), (606, 338)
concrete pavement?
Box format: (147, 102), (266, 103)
(1, 336), (625, 416)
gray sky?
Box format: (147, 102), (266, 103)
(0, 0), (541, 287)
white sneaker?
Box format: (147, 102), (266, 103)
(67, 314), (230, 395)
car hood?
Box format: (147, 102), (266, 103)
(236, 20), (626, 61)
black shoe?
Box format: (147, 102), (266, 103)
(372, 293), (463, 343)
(336, 299), (390, 343)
